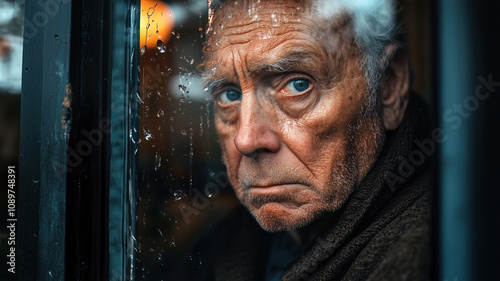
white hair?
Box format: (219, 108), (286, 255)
(313, 0), (403, 109)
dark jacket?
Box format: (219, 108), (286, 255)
(184, 95), (433, 281)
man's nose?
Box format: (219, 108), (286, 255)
(234, 98), (280, 157)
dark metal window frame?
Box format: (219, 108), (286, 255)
(19, 1), (139, 280)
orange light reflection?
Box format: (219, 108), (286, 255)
(140, 0), (175, 49)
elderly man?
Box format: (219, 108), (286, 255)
(186, 0), (433, 280)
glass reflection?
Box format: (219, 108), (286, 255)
(136, 1), (238, 280)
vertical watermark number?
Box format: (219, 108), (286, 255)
(6, 166), (16, 274)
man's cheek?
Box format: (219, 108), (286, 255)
(215, 126), (234, 163)
(221, 139), (237, 166)
(220, 144), (242, 188)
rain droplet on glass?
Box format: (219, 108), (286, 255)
(155, 152), (162, 171)
(178, 84), (187, 94)
(157, 39), (166, 53)
(174, 190), (184, 201)
(135, 92), (144, 104)
(157, 109), (164, 117)
(143, 126), (153, 140)
(205, 185), (216, 198)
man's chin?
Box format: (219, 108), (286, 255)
(250, 202), (316, 232)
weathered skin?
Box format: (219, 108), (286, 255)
(204, 0), (386, 232)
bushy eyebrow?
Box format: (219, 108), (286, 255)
(201, 48), (326, 95)
(201, 73), (230, 97)
(248, 49), (321, 75)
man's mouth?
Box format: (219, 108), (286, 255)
(250, 183), (299, 191)
(246, 183), (307, 209)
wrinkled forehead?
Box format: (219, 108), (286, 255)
(206, 0), (308, 49)
(204, 0), (353, 58)
(210, 0), (308, 24)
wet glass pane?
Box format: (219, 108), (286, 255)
(135, 1), (238, 279)
(108, 1), (140, 280)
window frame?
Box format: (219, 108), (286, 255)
(18, 1), (140, 280)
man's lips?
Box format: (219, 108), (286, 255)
(247, 183), (308, 208)
(250, 183), (302, 193)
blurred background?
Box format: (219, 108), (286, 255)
(134, 1), (238, 279)
(0, 1), (23, 280)
(0, 0), (23, 184)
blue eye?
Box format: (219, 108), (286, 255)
(285, 79), (310, 94)
(219, 89), (241, 104)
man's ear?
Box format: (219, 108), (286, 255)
(381, 44), (410, 130)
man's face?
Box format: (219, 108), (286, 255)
(204, 0), (384, 232)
